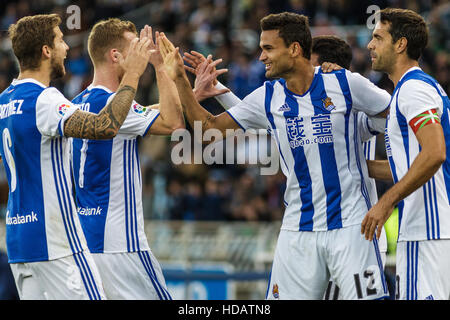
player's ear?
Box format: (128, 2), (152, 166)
(395, 37), (408, 55)
(109, 48), (121, 63)
(41, 45), (51, 59)
(290, 42), (302, 58)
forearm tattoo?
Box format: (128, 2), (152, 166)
(64, 85), (136, 139)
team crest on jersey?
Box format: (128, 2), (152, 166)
(272, 284), (279, 299)
(322, 97), (335, 111)
(57, 103), (71, 116)
(132, 103), (150, 117)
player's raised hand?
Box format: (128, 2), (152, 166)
(117, 36), (152, 77)
(158, 32), (185, 80)
(140, 25), (164, 68)
(183, 51), (207, 74)
(184, 51), (229, 88)
(193, 55), (230, 102)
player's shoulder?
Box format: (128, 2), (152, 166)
(6, 78), (47, 99)
(397, 78), (441, 102)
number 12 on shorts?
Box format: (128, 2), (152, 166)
(354, 270), (378, 299)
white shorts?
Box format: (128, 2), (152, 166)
(324, 227), (387, 300)
(10, 251), (105, 300)
(267, 224), (388, 300)
(92, 250), (171, 300)
(396, 239), (450, 300)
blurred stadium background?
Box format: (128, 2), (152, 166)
(0, 0), (448, 300)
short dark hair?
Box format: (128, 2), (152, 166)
(260, 12), (312, 60)
(312, 35), (352, 69)
(379, 8), (428, 60)
(9, 14), (62, 71)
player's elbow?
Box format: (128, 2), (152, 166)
(172, 118), (186, 132)
(427, 144), (446, 170)
(166, 117), (185, 133)
(434, 148), (447, 166)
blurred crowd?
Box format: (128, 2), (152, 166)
(0, 0), (448, 222)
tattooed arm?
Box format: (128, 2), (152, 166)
(64, 84), (137, 139)
(64, 36), (151, 139)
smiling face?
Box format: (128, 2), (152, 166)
(49, 26), (69, 80)
(367, 21), (397, 74)
(259, 29), (295, 79)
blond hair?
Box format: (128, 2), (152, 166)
(88, 18), (137, 66)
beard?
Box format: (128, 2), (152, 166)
(49, 56), (65, 80)
(371, 49), (396, 74)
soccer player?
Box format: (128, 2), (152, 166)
(361, 8), (450, 300)
(0, 14), (151, 299)
(70, 19), (183, 300)
(311, 35), (388, 299)
(185, 35), (389, 300)
(159, 12), (390, 299)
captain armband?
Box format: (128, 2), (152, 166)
(408, 109), (441, 134)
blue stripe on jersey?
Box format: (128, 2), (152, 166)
(423, 183), (431, 240)
(334, 71), (353, 172)
(72, 88), (113, 253)
(394, 93), (411, 169)
(54, 138), (83, 253)
(53, 139), (103, 299)
(385, 120), (405, 230)
(51, 139), (77, 254)
(57, 139), (86, 252)
(432, 177), (440, 238)
(131, 140), (139, 251)
(353, 117), (372, 210)
(123, 138), (139, 252)
(271, 80), (315, 231)
(126, 140), (135, 251)
(124, 140), (131, 252)
(442, 105), (450, 203)
(309, 73), (342, 229)
(135, 139), (142, 186)
(263, 82), (290, 175)
(427, 181), (435, 239)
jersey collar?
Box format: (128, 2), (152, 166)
(11, 78), (47, 88)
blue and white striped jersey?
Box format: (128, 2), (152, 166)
(71, 85), (159, 253)
(385, 67), (450, 241)
(0, 79), (87, 263)
(227, 67), (391, 231)
(358, 112), (381, 205)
